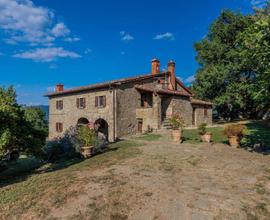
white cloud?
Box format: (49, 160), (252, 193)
(63, 37), (80, 42)
(0, 0), (78, 45)
(251, 0), (268, 7)
(13, 47), (81, 62)
(120, 31), (134, 41)
(184, 75), (195, 84)
(51, 22), (70, 37)
(84, 48), (92, 54)
(153, 32), (175, 40)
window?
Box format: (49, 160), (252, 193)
(95, 96), (106, 108)
(140, 92), (153, 108)
(76, 98), (86, 109)
(56, 123), (63, 132)
(204, 107), (208, 117)
(56, 100), (63, 110)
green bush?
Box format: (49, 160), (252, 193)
(169, 114), (185, 130)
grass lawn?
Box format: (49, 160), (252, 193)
(133, 133), (162, 141)
(183, 121), (270, 149)
(0, 140), (143, 219)
(183, 126), (227, 144)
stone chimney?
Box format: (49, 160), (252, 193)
(152, 58), (160, 75)
(55, 84), (64, 92)
(168, 60), (176, 90)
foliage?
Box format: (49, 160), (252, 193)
(77, 126), (97, 147)
(192, 7), (270, 120)
(169, 114), (185, 130)
(198, 123), (207, 135)
(224, 124), (246, 138)
(43, 126), (81, 161)
(0, 86), (48, 163)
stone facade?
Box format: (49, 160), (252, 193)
(46, 59), (213, 141)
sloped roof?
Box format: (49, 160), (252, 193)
(134, 85), (191, 97)
(190, 98), (213, 106)
(45, 71), (192, 97)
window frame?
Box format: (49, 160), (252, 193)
(76, 97), (86, 109)
(95, 95), (106, 108)
(56, 100), (63, 110)
(56, 122), (63, 133)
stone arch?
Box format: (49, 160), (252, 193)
(77, 117), (89, 126)
(94, 118), (109, 140)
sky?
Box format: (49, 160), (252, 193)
(0, 0), (268, 105)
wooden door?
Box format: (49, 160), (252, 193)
(137, 119), (143, 133)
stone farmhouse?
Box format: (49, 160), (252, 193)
(45, 59), (213, 142)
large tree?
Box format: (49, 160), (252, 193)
(192, 8), (270, 120)
(0, 86), (48, 161)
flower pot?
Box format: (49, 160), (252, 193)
(228, 136), (239, 148)
(201, 132), (212, 143)
(172, 129), (182, 142)
(81, 146), (93, 158)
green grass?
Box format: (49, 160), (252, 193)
(183, 121), (270, 147)
(133, 133), (161, 141)
(183, 126), (227, 144)
(0, 140), (142, 219)
(242, 121), (270, 148)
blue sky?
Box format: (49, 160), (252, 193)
(0, 0), (267, 105)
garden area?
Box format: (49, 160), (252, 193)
(1, 122), (270, 219)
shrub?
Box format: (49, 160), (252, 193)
(224, 124), (246, 138)
(43, 126), (81, 161)
(198, 123), (207, 135)
(169, 114), (185, 130)
(77, 126), (97, 147)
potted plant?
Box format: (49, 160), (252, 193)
(77, 125), (97, 158)
(169, 114), (185, 142)
(198, 123), (212, 143)
(224, 124), (246, 148)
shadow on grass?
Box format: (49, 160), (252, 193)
(0, 156), (85, 188)
(0, 139), (140, 188)
(240, 121), (270, 155)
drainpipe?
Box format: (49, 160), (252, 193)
(112, 87), (116, 141)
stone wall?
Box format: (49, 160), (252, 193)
(48, 89), (115, 141)
(194, 105), (212, 126)
(116, 84), (139, 137)
(136, 94), (161, 132)
(171, 96), (193, 126)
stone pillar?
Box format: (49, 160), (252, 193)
(153, 94), (162, 130)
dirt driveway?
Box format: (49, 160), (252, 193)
(44, 134), (270, 220)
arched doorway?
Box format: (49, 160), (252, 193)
(94, 118), (109, 140)
(77, 117), (89, 126)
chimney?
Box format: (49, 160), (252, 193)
(151, 58), (160, 75)
(168, 60), (176, 90)
(55, 84), (64, 92)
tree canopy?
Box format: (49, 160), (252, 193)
(192, 5), (270, 120)
(0, 86), (48, 160)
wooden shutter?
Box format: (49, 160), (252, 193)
(76, 98), (79, 108)
(103, 96), (106, 107)
(82, 98), (86, 108)
(95, 96), (98, 107)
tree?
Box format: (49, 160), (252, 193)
(0, 86), (48, 161)
(192, 8), (270, 120)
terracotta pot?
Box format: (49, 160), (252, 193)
(81, 146), (93, 158)
(172, 129), (182, 142)
(228, 136), (239, 148)
(201, 132), (212, 143)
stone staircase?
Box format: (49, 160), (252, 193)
(161, 117), (173, 130)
